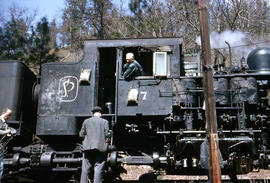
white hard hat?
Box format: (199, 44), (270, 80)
(126, 53), (134, 60)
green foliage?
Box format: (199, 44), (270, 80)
(0, 15), (58, 74)
(0, 17), (29, 60)
(128, 0), (148, 37)
(60, 0), (113, 44)
(61, 0), (87, 50)
(128, 0), (148, 20)
(29, 17), (58, 73)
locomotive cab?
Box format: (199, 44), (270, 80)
(85, 38), (183, 118)
(96, 44), (174, 112)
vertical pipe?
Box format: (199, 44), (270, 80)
(106, 102), (112, 114)
(225, 41), (232, 69)
(114, 48), (122, 127)
(198, 0), (222, 182)
(268, 90), (270, 106)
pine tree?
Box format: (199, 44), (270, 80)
(0, 17), (29, 60)
(30, 17), (58, 74)
(85, 0), (112, 39)
(49, 19), (58, 48)
(128, 0), (148, 37)
(61, 0), (86, 50)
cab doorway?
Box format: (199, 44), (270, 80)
(98, 48), (116, 113)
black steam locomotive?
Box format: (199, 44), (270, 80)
(0, 38), (270, 182)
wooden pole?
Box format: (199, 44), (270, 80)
(198, 0), (222, 182)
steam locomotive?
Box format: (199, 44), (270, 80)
(0, 38), (270, 182)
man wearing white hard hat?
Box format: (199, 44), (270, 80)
(123, 53), (144, 80)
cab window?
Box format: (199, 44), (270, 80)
(153, 52), (167, 76)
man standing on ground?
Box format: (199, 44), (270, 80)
(0, 108), (12, 183)
(80, 106), (109, 183)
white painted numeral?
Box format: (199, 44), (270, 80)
(140, 91), (147, 100)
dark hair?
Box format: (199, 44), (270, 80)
(91, 106), (103, 113)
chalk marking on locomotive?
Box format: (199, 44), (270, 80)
(58, 76), (79, 102)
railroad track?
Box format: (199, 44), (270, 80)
(120, 165), (270, 182)
(3, 169), (270, 183)
(3, 177), (270, 183)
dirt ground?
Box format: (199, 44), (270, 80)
(120, 165), (270, 181)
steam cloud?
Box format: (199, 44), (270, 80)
(196, 30), (270, 62)
(196, 30), (248, 49)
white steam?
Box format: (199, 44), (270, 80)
(195, 30), (270, 64)
(196, 30), (248, 49)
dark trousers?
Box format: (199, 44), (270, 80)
(80, 150), (106, 183)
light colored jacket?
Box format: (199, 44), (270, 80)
(79, 116), (109, 152)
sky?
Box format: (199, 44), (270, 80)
(2, 0), (268, 25)
(0, 0), (65, 23)
(0, 0), (128, 24)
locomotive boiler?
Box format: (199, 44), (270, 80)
(0, 38), (270, 182)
